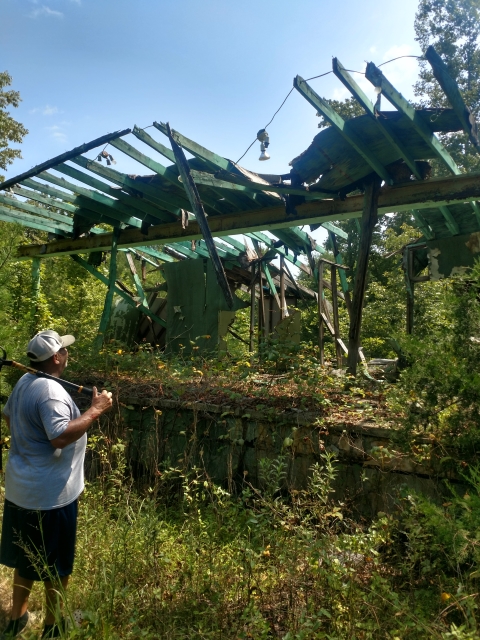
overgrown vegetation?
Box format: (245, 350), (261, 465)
(2, 0), (480, 636)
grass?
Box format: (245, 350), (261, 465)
(0, 447), (478, 639)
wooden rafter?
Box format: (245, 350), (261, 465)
(294, 75), (393, 185)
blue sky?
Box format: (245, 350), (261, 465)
(2, 0), (422, 184)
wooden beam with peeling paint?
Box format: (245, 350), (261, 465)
(15, 172), (480, 260)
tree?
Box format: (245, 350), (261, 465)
(0, 71), (28, 179)
(414, 0), (480, 173)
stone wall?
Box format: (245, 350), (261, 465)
(120, 398), (458, 519)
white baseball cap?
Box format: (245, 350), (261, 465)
(26, 330), (76, 362)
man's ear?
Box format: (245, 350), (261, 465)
(52, 352), (61, 365)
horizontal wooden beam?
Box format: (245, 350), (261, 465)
(15, 172), (480, 259)
(0, 129), (131, 191)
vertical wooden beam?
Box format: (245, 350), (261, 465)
(407, 285), (415, 335)
(318, 260), (325, 365)
(249, 264), (255, 353)
(280, 255), (287, 319)
(347, 177), (381, 376)
(94, 228), (120, 351)
(31, 258), (41, 332)
(331, 265), (342, 367)
(406, 249), (414, 335)
(328, 231), (352, 318)
(258, 263), (266, 351)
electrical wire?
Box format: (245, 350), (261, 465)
(378, 55), (423, 67)
(235, 54), (424, 165)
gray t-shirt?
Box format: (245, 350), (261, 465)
(3, 373), (86, 510)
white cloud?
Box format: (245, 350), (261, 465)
(29, 5), (63, 18)
(29, 105), (62, 116)
(45, 124), (68, 144)
(42, 105), (60, 116)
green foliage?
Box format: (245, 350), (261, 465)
(390, 262), (480, 457)
(414, 0), (480, 174)
(0, 71), (28, 177)
(317, 96), (366, 129)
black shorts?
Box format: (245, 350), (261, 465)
(0, 498), (78, 581)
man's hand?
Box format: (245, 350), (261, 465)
(50, 387), (113, 450)
(91, 387), (113, 416)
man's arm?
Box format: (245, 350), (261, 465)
(50, 387), (112, 449)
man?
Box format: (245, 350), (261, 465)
(0, 330), (113, 638)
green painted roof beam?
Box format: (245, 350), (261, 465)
(332, 58), (423, 180)
(0, 194), (73, 233)
(167, 242), (199, 260)
(36, 171), (144, 229)
(52, 164), (174, 224)
(109, 138), (228, 216)
(132, 125), (176, 163)
(424, 45), (479, 151)
(0, 206), (69, 235)
(365, 61), (480, 222)
(133, 246), (176, 263)
(247, 231), (310, 273)
(152, 122), (271, 209)
(71, 156), (189, 216)
(12, 186), (77, 216)
(154, 121), (234, 173)
(119, 248), (161, 268)
(411, 209), (435, 240)
(0, 128), (131, 192)
(138, 126), (265, 213)
(438, 205), (460, 235)
(294, 75), (393, 185)
(23, 178), (141, 230)
(320, 221), (348, 240)
(71, 254), (167, 328)
(189, 169), (328, 199)
(365, 62), (460, 176)
(54, 164), (169, 225)
(215, 235), (246, 253)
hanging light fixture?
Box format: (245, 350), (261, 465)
(257, 129), (270, 161)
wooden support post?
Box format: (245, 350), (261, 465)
(407, 285), (414, 335)
(31, 257), (41, 332)
(94, 228), (120, 351)
(406, 249), (414, 335)
(328, 231), (352, 318)
(280, 255), (286, 319)
(318, 260), (325, 365)
(249, 264), (255, 353)
(331, 265), (342, 368)
(258, 263), (266, 345)
(347, 177), (381, 376)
